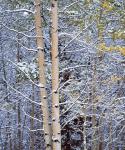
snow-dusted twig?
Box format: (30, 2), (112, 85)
(3, 78), (42, 106)
(2, 23), (42, 38)
(59, 64), (86, 73)
(59, 21), (94, 55)
(22, 107), (43, 122)
(26, 127), (44, 132)
(61, 1), (79, 12)
(0, 9), (34, 14)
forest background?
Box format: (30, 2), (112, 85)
(0, 0), (125, 150)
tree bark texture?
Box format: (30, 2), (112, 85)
(34, 0), (52, 149)
(51, 0), (61, 149)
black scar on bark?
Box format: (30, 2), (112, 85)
(52, 3), (55, 7)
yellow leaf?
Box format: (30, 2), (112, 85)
(119, 47), (125, 55)
(102, 1), (113, 11)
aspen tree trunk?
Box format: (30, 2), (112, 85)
(97, 1), (104, 149)
(27, 32), (35, 150)
(51, 0), (61, 149)
(83, 108), (87, 150)
(92, 62), (98, 150)
(30, 83), (35, 150)
(34, 0), (52, 149)
(17, 34), (22, 150)
(109, 116), (112, 150)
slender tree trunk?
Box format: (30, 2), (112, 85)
(27, 30), (35, 150)
(51, 0), (61, 149)
(109, 116), (112, 150)
(83, 114), (87, 150)
(92, 62), (99, 150)
(17, 33), (22, 150)
(30, 84), (35, 150)
(34, 0), (52, 149)
(97, 1), (104, 149)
